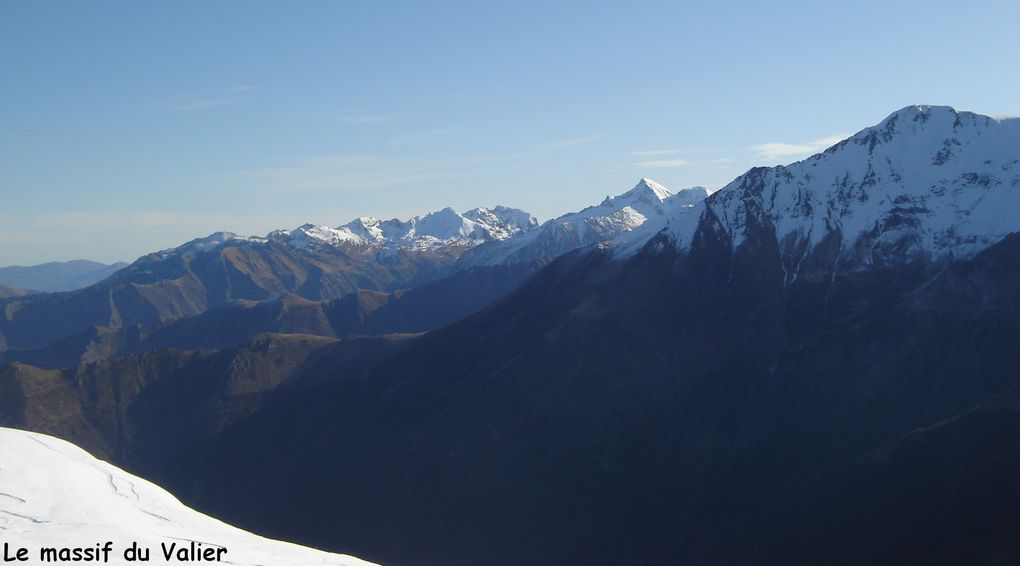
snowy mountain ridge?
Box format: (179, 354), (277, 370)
(0, 427), (375, 566)
(271, 205), (539, 252)
(148, 179), (708, 266)
(150, 206), (538, 260)
(655, 105), (1020, 271)
(461, 179), (709, 266)
(147, 105), (1020, 274)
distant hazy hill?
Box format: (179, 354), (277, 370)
(0, 259), (127, 292)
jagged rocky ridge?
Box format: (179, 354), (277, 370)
(154, 205), (539, 259)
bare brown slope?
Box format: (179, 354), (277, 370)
(0, 332), (398, 470)
(0, 241), (463, 352)
(0, 262), (540, 369)
(0, 283), (33, 298)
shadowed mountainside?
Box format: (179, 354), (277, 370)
(165, 229), (1020, 566)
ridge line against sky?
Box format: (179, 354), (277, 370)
(2, 0), (1018, 265)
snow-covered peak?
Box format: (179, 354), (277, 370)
(658, 105), (1020, 270)
(672, 186), (710, 206)
(463, 206), (539, 236)
(154, 205), (539, 259)
(340, 216), (410, 243)
(632, 178), (673, 201)
(831, 104), (1014, 158)
(413, 207), (478, 240)
(461, 179), (709, 266)
(0, 428), (376, 566)
(275, 224), (366, 250)
(262, 206), (540, 253)
(152, 232), (266, 259)
(602, 178), (673, 209)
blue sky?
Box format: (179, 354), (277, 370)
(2, 0), (1018, 265)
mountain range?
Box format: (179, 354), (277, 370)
(0, 259), (128, 293)
(3, 105), (1019, 565)
(0, 178), (706, 360)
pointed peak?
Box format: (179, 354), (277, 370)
(631, 178), (671, 199)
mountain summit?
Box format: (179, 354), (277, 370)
(608, 177), (673, 204)
(265, 206), (539, 253)
(462, 179), (709, 266)
(656, 105), (1020, 275)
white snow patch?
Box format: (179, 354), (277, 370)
(0, 428), (377, 566)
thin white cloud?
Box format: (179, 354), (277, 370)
(632, 158), (690, 168)
(176, 99), (234, 111)
(627, 149), (686, 157)
(173, 86), (264, 111)
(336, 113), (397, 125)
(749, 135), (847, 160)
(216, 85), (263, 94)
(388, 129), (454, 145)
(536, 132), (609, 151)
